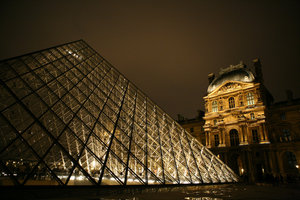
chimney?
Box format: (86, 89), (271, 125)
(253, 58), (264, 83)
(208, 73), (215, 84)
(286, 90), (293, 102)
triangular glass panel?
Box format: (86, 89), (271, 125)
(57, 129), (84, 160)
(0, 61), (18, 81)
(20, 70), (44, 92)
(0, 84), (16, 111)
(2, 103), (34, 135)
(40, 110), (65, 139)
(22, 123), (53, 157)
(0, 114), (19, 152)
(65, 165), (94, 186)
(43, 143), (74, 185)
(21, 93), (48, 119)
(8, 59), (30, 76)
(100, 165), (123, 185)
(77, 143), (104, 181)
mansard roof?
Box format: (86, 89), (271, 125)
(207, 63), (255, 94)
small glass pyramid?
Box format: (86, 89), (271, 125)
(0, 40), (238, 185)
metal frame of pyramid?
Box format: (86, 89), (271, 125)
(0, 40), (238, 186)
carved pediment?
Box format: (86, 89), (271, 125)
(218, 82), (242, 93)
(209, 81), (254, 96)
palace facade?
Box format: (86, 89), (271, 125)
(179, 59), (300, 182)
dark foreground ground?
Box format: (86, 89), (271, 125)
(1, 183), (300, 200)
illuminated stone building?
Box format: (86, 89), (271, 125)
(203, 59), (274, 182)
(0, 40), (238, 186)
(180, 59), (300, 182)
(267, 94), (300, 181)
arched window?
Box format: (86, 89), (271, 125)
(230, 129), (239, 146)
(228, 97), (235, 108)
(212, 101), (218, 112)
(246, 92), (255, 105)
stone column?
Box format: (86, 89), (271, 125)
(259, 123), (270, 144)
(258, 125), (264, 144)
(238, 126), (243, 146)
(239, 125), (248, 145)
(206, 131), (211, 148)
(262, 124), (269, 142)
(219, 129), (225, 147)
(244, 126), (249, 144)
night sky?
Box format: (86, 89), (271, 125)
(1, 0), (299, 119)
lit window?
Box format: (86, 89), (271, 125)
(246, 93), (255, 105)
(214, 134), (219, 147)
(212, 101), (218, 112)
(229, 97), (235, 108)
(252, 129), (259, 143)
(230, 129), (239, 146)
(250, 113), (255, 120)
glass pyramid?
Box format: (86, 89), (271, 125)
(0, 40), (238, 186)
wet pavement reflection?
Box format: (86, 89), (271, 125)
(1, 183), (300, 199)
(95, 184), (300, 200)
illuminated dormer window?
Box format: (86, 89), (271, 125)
(246, 92), (255, 105)
(212, 101), (218, 112)
(229, 97), (235, 108)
